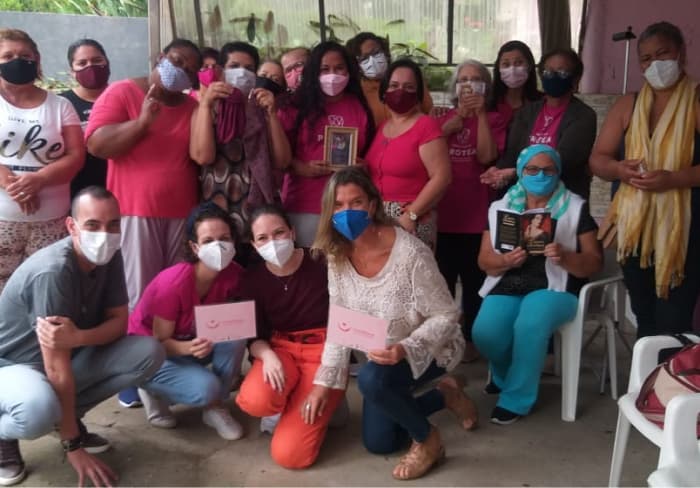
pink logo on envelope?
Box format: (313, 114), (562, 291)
(194, 301), (256, 343)
(326, 304), (389, 353)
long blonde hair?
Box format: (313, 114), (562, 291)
(312, 166), (393, 263)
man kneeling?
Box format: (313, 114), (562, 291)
(0, 186), (165, 486)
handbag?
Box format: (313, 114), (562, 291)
(635, 334), (700, 436)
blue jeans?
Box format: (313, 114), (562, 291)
(0, 336), (164, 440)
(357, 360), (446, 454)
(472, 289), (577, 415)
(142, 340), (246, 406)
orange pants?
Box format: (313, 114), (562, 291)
(236, 328), (345, 469)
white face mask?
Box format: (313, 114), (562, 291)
(256, 238), (295, 268)
(456, 80), (486, 96)
(644, 58), (681, 90)
(197, 240), (236, 271)
(79, 230), (121, 266)
(359, 52), (388, 80)
(224, 67), (256, 96)
(500, 65), (529, 89)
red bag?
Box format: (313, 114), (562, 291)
(635, 335), (700, 436)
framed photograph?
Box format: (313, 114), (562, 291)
(324, 126), (358, 168)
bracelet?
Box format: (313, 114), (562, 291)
(60, 436), (82, 453)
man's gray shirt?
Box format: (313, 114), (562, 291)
(0, 237), (128, 368)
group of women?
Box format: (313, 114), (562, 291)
(0, 18), (698, 481)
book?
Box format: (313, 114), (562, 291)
(495, 208), (554, 255)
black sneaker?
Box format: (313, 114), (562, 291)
(483, 382), (501, 395)
(0, 439), (26, 486)
(77, 420), (111, 454)
(490, 407), (521, 425)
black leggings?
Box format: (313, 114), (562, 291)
(622, 215), (700, 339)
(435, 232), (484, 341)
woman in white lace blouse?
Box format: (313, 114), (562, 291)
(302, 167), (477, 481)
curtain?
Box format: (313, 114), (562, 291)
(537, 0), (572, 55)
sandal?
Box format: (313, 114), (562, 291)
(392, 426), (445, 480)
(437, 375), (478, 430)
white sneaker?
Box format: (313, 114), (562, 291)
(202, 408), (244, 440)
(138, 388), (176, 429)
(260, 413), (281, 434)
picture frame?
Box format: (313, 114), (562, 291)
(324, 126), (358, 168)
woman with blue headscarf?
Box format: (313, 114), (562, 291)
(473, 144), (602, 425)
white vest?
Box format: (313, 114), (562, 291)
(478, 191), (585, 297)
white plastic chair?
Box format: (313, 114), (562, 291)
(646, 393), (700, 487)
(608, 334), (700, 486)
(555, 251), (625, 422)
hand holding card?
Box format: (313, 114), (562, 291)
(326, 304), (388, 353)
(194, 301), (256, 343)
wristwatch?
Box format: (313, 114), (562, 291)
(60, 436), (82, 453)
(408, 210), (418, 222)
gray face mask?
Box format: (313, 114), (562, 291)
(157, 57), (192, 92)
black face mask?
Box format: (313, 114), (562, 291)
(0, 58), (38, 85)
(540, 72), (573, 98)
(255, 76), (284, 95)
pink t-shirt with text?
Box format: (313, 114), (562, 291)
(128, 261), (244, 340)
(85, 80), (199, 219)
(436, 109), (507, 234)
(278, 95), (368, 214)
(528, 100), (569, 148)
(365, 115), (443, 203)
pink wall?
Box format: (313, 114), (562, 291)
(580, 0), (699, 94)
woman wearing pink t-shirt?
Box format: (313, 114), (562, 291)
(435, 59), (506, 360)
(278, 41), (374, 247)
(365, 59), (451, 249)
(128, 203), (247, 440)
(481, 48), (596, 199)
(85, 38), (202, 312)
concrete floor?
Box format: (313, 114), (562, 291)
(15, 327), (657, 487)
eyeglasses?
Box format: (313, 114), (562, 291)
(284, 61), (305, 74)
(357, 50), (383, 62)
(541, 69), (572, 79)
(523, 165), (558, 176)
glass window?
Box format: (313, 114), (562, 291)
(315, 0), (449, 63)
(166, 0), (319, 58)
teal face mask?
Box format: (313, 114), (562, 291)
(521, 171), (559, 196)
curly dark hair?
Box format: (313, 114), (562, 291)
(346, 32), (390, 62)
(291, 41), (375, 155)
(219, 41), (260, 70)
(182, 202), (238, 263)
(539, 47), (584, 80)
(489, 40), (541, 111)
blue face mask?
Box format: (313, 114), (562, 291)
(332, 209), (370, 241)
(521, 171), (559, 196)
(157, 57), (192, 93)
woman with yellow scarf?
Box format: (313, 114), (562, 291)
(590, 21), (700, 339)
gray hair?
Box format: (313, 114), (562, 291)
(446, 59), (492, 108)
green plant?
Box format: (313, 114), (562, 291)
(390, 40), (439, 66)
(229, 11), (289, 58)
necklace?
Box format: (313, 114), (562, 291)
(276, 274), (293, 291)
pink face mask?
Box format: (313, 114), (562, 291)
(500, 65), (529, 89)
(319, 73), (349, 97)
(198, 67), (217, 87)
(285, 69), (302, 91)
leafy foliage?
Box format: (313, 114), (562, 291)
(0, 0), (147, 16)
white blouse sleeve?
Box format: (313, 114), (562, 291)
(399, 244), (464, 378)
(313, 261), (351, 390)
